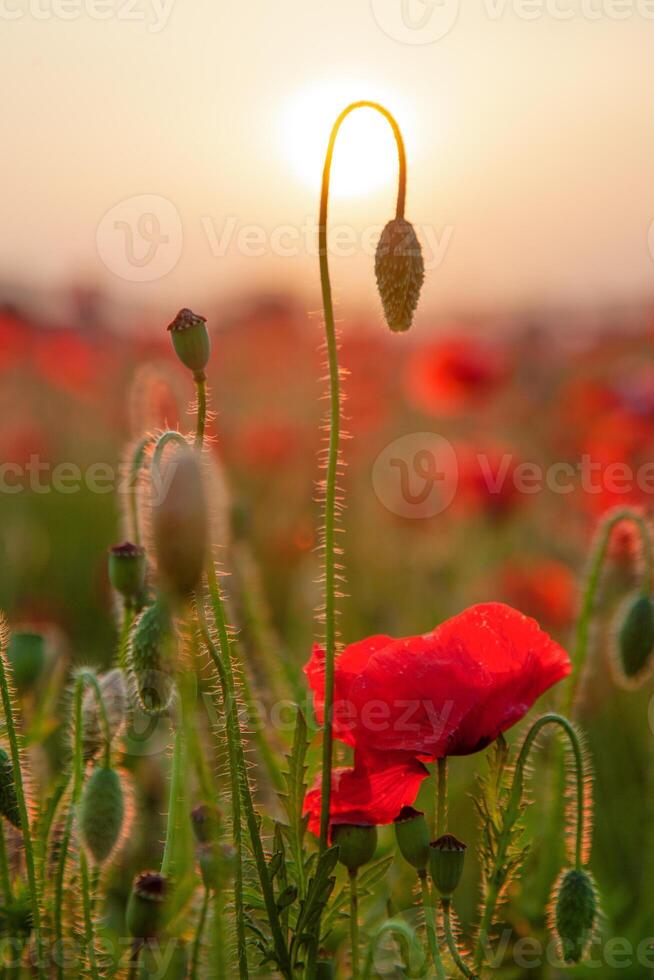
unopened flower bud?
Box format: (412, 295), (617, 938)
(82, 669), (127, 760)
(429, 834), (466, 897)
(375, 217), (424, 333)
(551, 868), (598, 964)
(331, 823), (378, 874)
(152, 448), (208, 600)
(108, 543), (146, 604)
(167, 308), (211, 379)
(614, 593), (654, 685)
(126, 871), (168, 940)
(6, 632), (45, 693)
(191, 802), (221, 844)
(129, 599), (175, 716)
(78, 765), (125, 864)
(394, 806), (430, 872)
(0, 748), (20, 828)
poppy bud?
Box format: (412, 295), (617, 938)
(78, 765), (125, 864)
(331, 823), (378, 873)
(152, 448), (208, 600)
(551, 868), (598, 963)
(374, 217), (424, 333)
(429, 834), (466, 897)
(129, 599), (175, 716)
(394, 806), (430, 872)
(614, 593), (654, 685)
(6, 631), (45, 694)
(108, 542), (146, 604)
(190, 802), (221, 845)
(0, 748), (20, 828)
(126, 871), (168, 940)
(167, 308), (211, 380)
(82, 669), (127, 761)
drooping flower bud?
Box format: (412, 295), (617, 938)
(152, 448), (208, 600)
(6, 632), (45, 693)
(78, 765), (125, 864)
(167, 308), (211, 379)
(551, 868), (598, 964)
(375, 217), (424, 333)
(614, 593), (654, 686)
(190, 802), (222, 845)
(394, 806), (430, 872)
(108, 542), (146, 605)
(429, 834), (466, 897)
(126, 871), (169, 940)
(0, 748), (20, 828)
(331, 823), (378, 874)
(82, 668), (127, 760)
(128, 599), (175, 716)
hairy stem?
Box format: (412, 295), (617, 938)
(190, 886), (210, 979)
(436, 757), (448, 838)
(442, 899), (476, 979)
(194, 376), (207, 449)
(419, 872), (446, 980)
(127, 435), (155, 545)
(160, 722), (185, 878)
(350, 871), (360, 979)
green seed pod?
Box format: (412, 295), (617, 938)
(615, 593), (654, 685)
(78, 766), (125, 864)
(429, 834), (466, 897)
(331, 823), (378, 874)
(0, 748), (20, 828)
(129, 599), (175, 716)
(6, 632), (45, 693)
(375, 217), (424, 333)
(82, 669), (127, 761)
(190, 802), (222, 845)
(108, 542), (146, 604)
(152, 448), (208, 600)
(167, 308), (211, 379)
(126, 871), (168, 940)
(552, 868), (598, 964)
(394, 806), (430, 872)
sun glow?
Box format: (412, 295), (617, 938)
(281, 82), (416, 199)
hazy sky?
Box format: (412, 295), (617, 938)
(2, 0), (654, 319)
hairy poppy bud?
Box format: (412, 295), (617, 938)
(82, 669), (127, 760)
(331, 823), (378, 874)
(0, 748), (20, 828)
(152, 448), (208, 600)
(375, 217), (424, 333)
(108, 542), (146, 604)
(78, 765), (125, 864)
(552, 868), (598, 963)
(6, 631), (45, 693)
(126, 871), (168, 940)
(129, 599), (175, 716)
(429, 834), (466, 897)
(614, 593), (654, 685)
(394, 806), (430, 872)
(167, 308), (210, 379)
(191, 802), (221, 845)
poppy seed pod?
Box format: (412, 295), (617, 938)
(6, 632), (45, 694)
(152, 448), (208, 600)
(167, 308), (211, 379)
(82, 669), (127, 761)
(78, 765), (125, 864)
(331, 823), (378, 873)
(374, 217), (424, 333)
(615, 593), (654, 684)
(126, 871), (169, 940)
(0, 748), (20, 828)
(429, 834), (466, 897)
(108, 542), (146, 604)
(129, 599), (175, 716)
(394, 806), (430, 872)
(190, 802), (222, 845)
(552, 868), (598, 963)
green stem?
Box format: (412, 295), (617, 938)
(127, 941), (141, 980)
(79, 847), (100, 980)
(194, 376), (207, 449)
(127, 435), (155, 546)
(436, 758), (448, 838)
(0, 635), (44, 978)
(419, 872), (446, 980)
(71, 678), (99, 980)
(190, 886), (210, 979)
(117, 606), (135, 672)
(350, 871), (360, 979)
(160, 723), (185, 878)
(442, 899), (476, 979)
(317, 101), (407, 858)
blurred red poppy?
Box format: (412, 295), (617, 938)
(405, 337), (507, 416)
(500, 559), (576, 629)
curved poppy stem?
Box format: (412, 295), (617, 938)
(564, 506), (653, 715)
(317, 101), (407, 855)
(441, 899), (477, 979)
(126, 434), (155, 546)
(418, 872), (446, 980)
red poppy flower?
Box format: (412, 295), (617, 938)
(500, 560), (576, 629)
(404, 337), (507, 416)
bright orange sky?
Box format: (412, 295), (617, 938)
(3, 0), (654, 322)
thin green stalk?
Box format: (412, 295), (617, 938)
(117, 606), (135, 671)
(419, 872), (445, 980)
(436, 758), (448, 838)
(0, 631), (44, 978)
(0, 825), (11, 905)
(190, 886), (210, 979)
(442, 899), (476, 979)
(194, 376), (207, 449)
(79, 847), (100, 980)
(349, 871), (360, 979)
(127, 941), (141, 980)
(71, 679), (100, 980)
(127, 435), (155, 545)
(160, 723), (185, 878)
